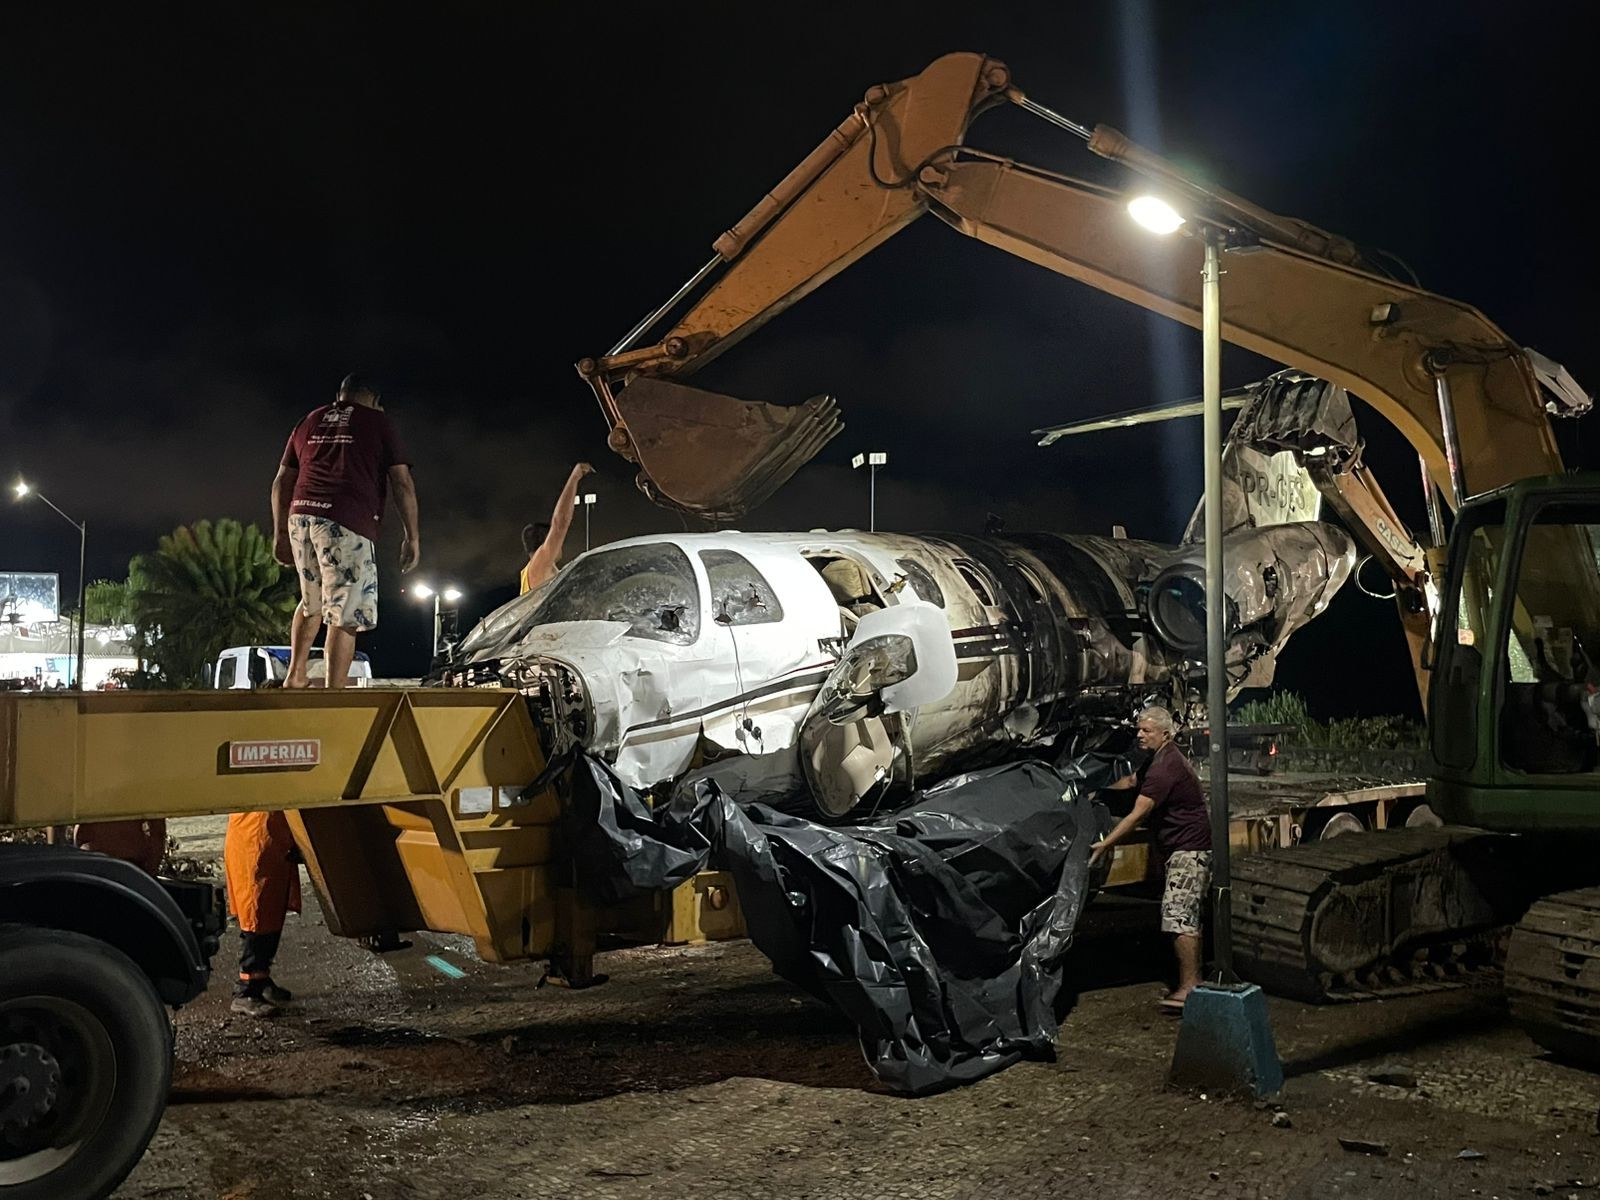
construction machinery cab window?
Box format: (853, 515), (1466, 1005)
(1498, 501), (1600, 777)
(701, 549), (783, 626)
(1432, 503), (1506, 770)
(533, 543), (701, 645)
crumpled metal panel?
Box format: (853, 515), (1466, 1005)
(568, 749), (1122, 1094)
(1184, 372), (1359, 542)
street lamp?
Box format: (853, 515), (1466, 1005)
(850, 451), (887, 532)
(1127, 195), (1234, 982)
(573, 492), (597, 551)
(13, 479), (87, 690)
(411, 583), (463, 659)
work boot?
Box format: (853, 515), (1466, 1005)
(230, 994), (280, 1019)
(261, 981), (293, 1005)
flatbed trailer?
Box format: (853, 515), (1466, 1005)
(0, 687), (662, 1200)
(1097, 769), (1429, 892)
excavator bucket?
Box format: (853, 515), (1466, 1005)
(612, 376), (842, 521)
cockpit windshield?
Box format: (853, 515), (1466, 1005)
(532, 543), (702, 645)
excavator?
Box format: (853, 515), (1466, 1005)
(575, 52), (1600, 1057)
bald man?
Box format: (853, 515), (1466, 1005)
(1090, 705), (1212, 1012)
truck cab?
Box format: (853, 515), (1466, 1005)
(213, 645), (373, 689)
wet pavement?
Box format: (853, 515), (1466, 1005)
(117, 820), (1600, 1199)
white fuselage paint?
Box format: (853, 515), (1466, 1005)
(458, 525), (1353, 793)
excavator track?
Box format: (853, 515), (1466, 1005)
(1231, 827), (1546, 1002)
(1506, 888), (1600, 1067)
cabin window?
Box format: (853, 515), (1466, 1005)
(955, 561), (996, 607)
(534, 543), (701, 645)
(217, 656), (238, 688)
(895, 558), (944, 608)
(701, 549), (784, 626)
(1013, 562), (1048, 605)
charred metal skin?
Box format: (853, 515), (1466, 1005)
(450, 521), (1353, 818)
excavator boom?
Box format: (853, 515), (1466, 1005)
(579, 50), (1567, 526)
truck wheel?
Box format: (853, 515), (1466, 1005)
(1401, 802), (1443, 829)
(1313, 810), (1366, 840)
(0, 927), (172, 1200)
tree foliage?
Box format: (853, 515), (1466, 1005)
(1232, 690), (1423, 750)
(128, 519), (296, 688)
(84, 578), (133, 626)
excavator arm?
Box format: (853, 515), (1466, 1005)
(577, 50), (1569, 524)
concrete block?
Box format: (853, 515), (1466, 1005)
(1168, 982), (1283, 1098)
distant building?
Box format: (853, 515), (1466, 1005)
(0, 619), (139, 689)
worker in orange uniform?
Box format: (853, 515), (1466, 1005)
(520, 462), (594, 594)
(224, 811), (302, 1017)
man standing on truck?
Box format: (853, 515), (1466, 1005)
(271, 373), (420, 689)
(1089, 705), (1213, 1013)
(520, 461), (594, 594)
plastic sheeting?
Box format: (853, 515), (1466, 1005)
(568, 751), (1121, 1095)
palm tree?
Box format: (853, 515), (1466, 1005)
(85, 578), (134, 626)
(129, 519), (297, 687)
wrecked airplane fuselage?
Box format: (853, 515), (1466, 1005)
(450, 522), (1354, 819)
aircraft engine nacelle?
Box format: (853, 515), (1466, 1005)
(1146, 522), (1356, 688)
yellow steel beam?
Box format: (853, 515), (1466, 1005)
(0, 689), (541, 826)
(0, 689), (582, 965)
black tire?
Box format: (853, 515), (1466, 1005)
(0, 926), (173, 1200)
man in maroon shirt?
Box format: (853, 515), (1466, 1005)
(270, 374), (421, 689)
(1089, 705), (1213, 1012)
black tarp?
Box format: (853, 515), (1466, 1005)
(568, 752), (1120, 1095)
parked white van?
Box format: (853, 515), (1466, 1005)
(213, 645), (373, 689)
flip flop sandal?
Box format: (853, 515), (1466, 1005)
(1158, 997), (1187, 1015)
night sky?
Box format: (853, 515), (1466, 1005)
(2, 4), (1595, 714)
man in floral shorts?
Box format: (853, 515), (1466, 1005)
(270, 373), (420, 688)
(1089, 705), (1213, 1013)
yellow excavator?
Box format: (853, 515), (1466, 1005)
(576, 52), (1600, 1036)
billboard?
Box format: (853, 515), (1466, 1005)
(0, 572), (61, 623)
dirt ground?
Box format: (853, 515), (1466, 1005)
(115, 819), (1600, 1200)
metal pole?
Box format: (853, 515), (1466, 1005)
(1431, 368), (1468, 507)
(607, 253), (724, 357)
(1201, 231), (1235, 984)
(1420, 453), (1446, 548)
(75, 520), (86, 690)
(869, 464), (877, 533)
(1009, 94), (1095, 141)
(585, 502), (591, 551)
(432, 596), (441, 658)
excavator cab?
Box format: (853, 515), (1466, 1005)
(1429, 474), (1600, 830)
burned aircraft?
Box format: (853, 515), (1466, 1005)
(451, 503), (1354, 820)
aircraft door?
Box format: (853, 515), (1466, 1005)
(699, 548), (803, 755)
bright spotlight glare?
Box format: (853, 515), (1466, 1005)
(13, 480), (30, 499)
(442, 587), (462, 603)
(412, 583), (435, 600)
(1128, 195), (1185, 235)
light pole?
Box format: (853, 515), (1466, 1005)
(573, 492), (597, 551)
(14, 480), (87, 690)
(850, 452), (887, 532)
(1127, 196), (1233, 982)
(411, 583), (463, 659)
